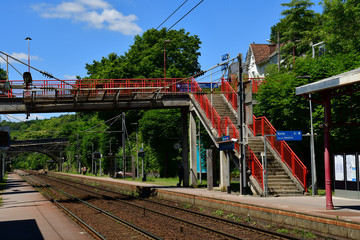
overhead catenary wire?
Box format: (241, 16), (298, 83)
(156, 0), (189, 30)
(84, 114), (122, 132)
(0, 50), (78, 89)
(167, 0), (205, 32)
(0, 54), (23, 77)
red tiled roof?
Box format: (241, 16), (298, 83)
(250, 44), (277, 64)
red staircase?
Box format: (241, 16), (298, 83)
(220, 78), (308, 192)
(190, 79), (264, 190)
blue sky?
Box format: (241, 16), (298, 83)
(1, 0), (322, 121)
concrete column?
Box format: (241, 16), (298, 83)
(206, 149), (213, 190)
(219, 150), (230, 192)
(132, 156), (135, 180)
(189, 110), (198, 187)
(0, 152), (3, 181)
(181, 107), (189, 187)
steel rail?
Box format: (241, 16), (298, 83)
(46, 173), (297, 240)
(38, 173), (242, 240)
(24, 173), (163, 240)
(19, 174), (106, 240)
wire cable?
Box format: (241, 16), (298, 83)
(156, 0), (189, 30)
(167, 0), (204, 31)
(0, 54), (23, 77)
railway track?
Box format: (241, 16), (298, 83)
(21, 171), (163, 240)
(22, 170), (300, 240)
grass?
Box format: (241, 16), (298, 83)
(308, 188), (332, 196)
(0, 173), (7, 206)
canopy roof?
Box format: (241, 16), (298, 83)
(295, 67), (360, 95)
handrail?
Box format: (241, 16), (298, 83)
(221, 78), (307, 192)
(249, 116), (308, 191)
(0, 78), (187, 98)
(247, 146), (264, 190)
(191, 78), (263, 189)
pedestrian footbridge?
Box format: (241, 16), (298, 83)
(0, 76), (307, 196)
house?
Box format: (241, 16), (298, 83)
(245, 43), (280, 78)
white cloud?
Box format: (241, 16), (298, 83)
(32, 0), (142, 35)
(0, 52), (41, 64)
(64, 74), (77, 79)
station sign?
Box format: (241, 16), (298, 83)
(221, 53), (229, 61)
(93, 152), (102, 159)
(218, 135), (234, 151)
(138, 148), (145, 157)
(276, 131), (302, 141)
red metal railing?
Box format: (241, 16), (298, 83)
(248, 115), (308, 191)
(221, 78), (307, 191)
(224, 77), (266, 95)
(221, 78), (237, 110)
(191, 78), (264, 190)
(0, 78), (188, 98)
(247, 146), (264, 189)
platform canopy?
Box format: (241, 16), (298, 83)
(295, 67), (360, 95)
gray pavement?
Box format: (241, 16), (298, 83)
(0, 172), (92, 240)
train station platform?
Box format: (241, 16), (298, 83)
(2, 171), (360, 239)
(54, 172), (360, 239)
(0, 172), (92, 240)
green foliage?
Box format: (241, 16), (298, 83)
(0, 67), (6, 80)
(85, 28), (201, 79)
(140, 109), (182, 177)
(320, 0), (360, 54)
(255, 52), (360, 186)
(271, 0), (317, 66)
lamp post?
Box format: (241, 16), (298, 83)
(25, 37), (32, 72)
(164, 39), (171, 79)
(131, 123), (139, 179)
(297, 75), (317, 196)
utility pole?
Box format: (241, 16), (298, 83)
(122, 112), (126, 179)
(237, 54), (247, 195)
(91, 143), (94, 175)
(77, 133), (80, 174)
(277, 30), (280, 71)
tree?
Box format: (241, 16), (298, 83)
(0, 67), (6, 80)
(320, 0), (360, 54)
(85, 28), (202, 79)
(271, 0), (317, 67)
(139, 109), (182, 177)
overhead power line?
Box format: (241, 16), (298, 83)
(167, 0), (204, 32)
(156, 0), (189, 30)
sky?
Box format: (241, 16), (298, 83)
(1, 0), (323, 122)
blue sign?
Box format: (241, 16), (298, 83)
(221, 64), (228, 71)
(221, 53), (229, 61)
(197, 83), (218, 89)
(219, 142), (234, 151)
(276, 131), (302, 141)
(221, 135), (230, 141)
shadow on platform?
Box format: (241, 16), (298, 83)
(0, 219), (44, 240)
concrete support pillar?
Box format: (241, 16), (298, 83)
(132, 156), (135, 180)
(219, 150), (230, 192)
(181, 107), (189, 187)
(206, 149), (213, 190)
(0, 152), (3, 181)
(189, 110), (198, 187)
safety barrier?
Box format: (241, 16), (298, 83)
(249, 116), (308, 191)
(221, 78), (307, 191)
(247, 146), (264, 189)
(0, 78), (187, 98)
(191, 79), (264, 190)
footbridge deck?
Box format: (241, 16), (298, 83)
(0, 78), (192, 113)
